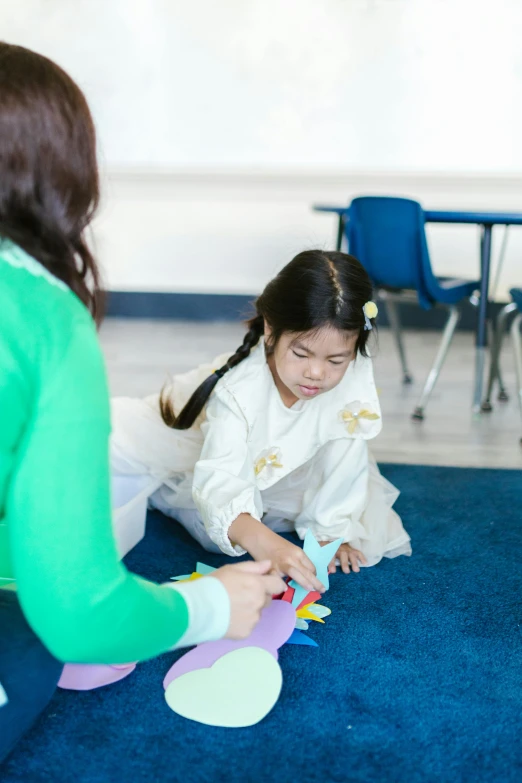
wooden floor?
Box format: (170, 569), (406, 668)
(100, 319), (521, 470)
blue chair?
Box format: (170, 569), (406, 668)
(346, 196), (480, 419)
(484, 288), (522, 442)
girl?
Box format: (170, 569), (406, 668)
(0, 42), (283, 762)
(112, 250), (411, 590)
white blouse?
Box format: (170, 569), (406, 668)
(192, 341), (382, 556)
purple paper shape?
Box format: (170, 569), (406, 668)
(58, 663), (136, 691)
(163, 599), (296, 690)
(286, 629), (319, 647)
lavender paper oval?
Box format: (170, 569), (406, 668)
(163, 599), (295, 690)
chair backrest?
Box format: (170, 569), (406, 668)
(347, 196), (433, 298)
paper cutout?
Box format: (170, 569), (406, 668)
(295, 618), (309, 630)
(297, 605), (325, 623)
(306, 603), (331, 619)
(170, 572), (202, 583)
(58, 663), (136, 691)
(196, 562), (216, 575)
(297, 591), (321, 610)
(290, 531), (342, 608)
(165, 646), (282, 727)
(286, 629), (319, 647)
(163, 599), (295, 689)
(281, 585), (294, 603)
(282, 587), (321, 610)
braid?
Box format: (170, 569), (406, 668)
(325, 256), (344, 314)
(160, 315), (264, 430)
(214, 316), (264, 377)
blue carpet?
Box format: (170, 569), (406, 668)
(1, 464), (521, 783)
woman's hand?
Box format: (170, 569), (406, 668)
(228, 514), (325, 593)
(213, 560), (285, 639)
(320, 541), (367, 574)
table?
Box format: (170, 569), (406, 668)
(313, 205), (522, 413)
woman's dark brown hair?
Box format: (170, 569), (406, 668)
(0, 42), (102, 320)
(160, 250), (374, 429)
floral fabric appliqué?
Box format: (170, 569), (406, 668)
(339, 401), (380, 435)
(254, 447), (284, 478)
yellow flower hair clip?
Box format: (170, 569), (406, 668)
(363, 301), (378, 330)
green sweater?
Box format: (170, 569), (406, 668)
(0, 241), (195, 663)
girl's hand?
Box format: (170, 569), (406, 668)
(228, 514), (325, 594)
(213, 560), (286, 639)
(320, 541), (367, 574)
(268, 537), (325, 593)
(248, 532), (325, 593)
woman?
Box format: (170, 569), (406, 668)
(0, 42), (283, 762)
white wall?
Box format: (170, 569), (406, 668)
(3, 0), (522, 298)
(5, 0), (522, 171)
(96, 169), (522, 300)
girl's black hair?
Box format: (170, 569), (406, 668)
(0, 42), (102, 321)
(160, 250), (374, 429)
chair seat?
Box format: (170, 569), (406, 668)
(379, 278), (478, 308)
(433, 278), (478, 306)
(510, 288), (522, 311)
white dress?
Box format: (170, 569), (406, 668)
(111, 341), (411, 566)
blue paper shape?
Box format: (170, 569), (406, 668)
(286, 629), (319, 647)
(196, 562), (216, 575)
(289, 530), (342, 608)
(170, 574), (192, 581)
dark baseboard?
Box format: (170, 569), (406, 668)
(105, 291), (506, 331)
(105, 291), (256, 321)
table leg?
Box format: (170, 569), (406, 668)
(336, 215), (345, 251)
(473, 224), (492, 413)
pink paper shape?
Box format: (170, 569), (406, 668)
(58, 663), (136, 691)
(163, 599), (296, 690)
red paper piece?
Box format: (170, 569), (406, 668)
(281, 586), (295, 603)
(297, 591), (321, 610)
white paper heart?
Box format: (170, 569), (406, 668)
(164, 646), (282, 727)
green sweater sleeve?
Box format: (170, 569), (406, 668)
(3, 287), (191, 663)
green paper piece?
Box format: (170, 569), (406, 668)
(196, 562), (216, 575)
(295, 617), (309, 630)
(164, 646), (282, 728)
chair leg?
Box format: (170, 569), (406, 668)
(482, 302), (517, 410)
(412, 306), (460, 421)
(384, 299), (413, 384)
(510, 313), (522, 444)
